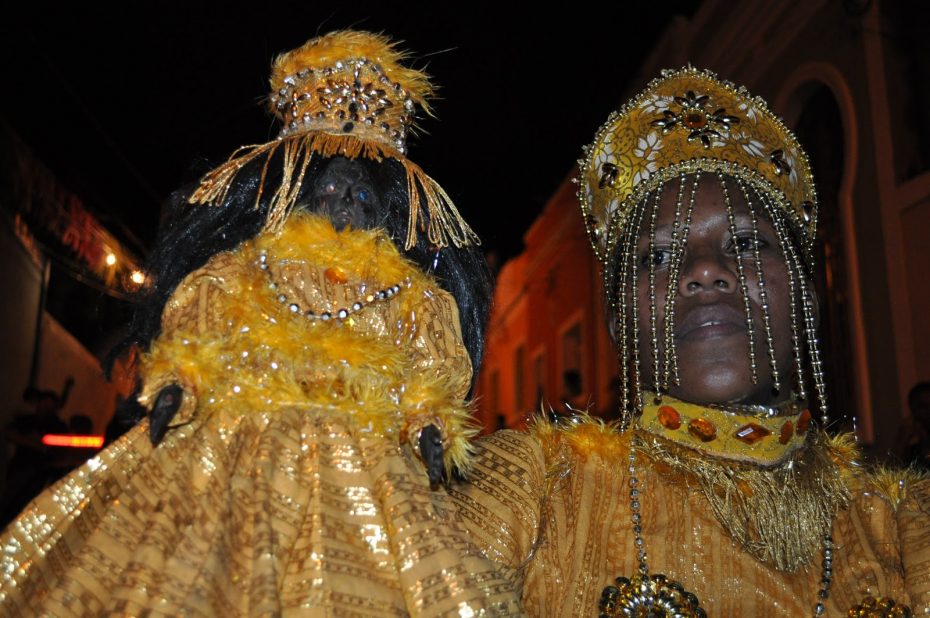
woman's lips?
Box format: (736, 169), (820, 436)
(675, 304), (746, 342)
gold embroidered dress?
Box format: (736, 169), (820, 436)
(0, 214), (520, 616)
(450, 405), (930, 616)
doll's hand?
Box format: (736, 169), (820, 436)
(150, 384), (183, 446)
(418, 424), (445, 489)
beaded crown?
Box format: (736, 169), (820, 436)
(578, 66), (817, 262)
(268, 30), (431, 151)
(189, 30), (478, 250)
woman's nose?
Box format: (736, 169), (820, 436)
(678, 251), (737, 295)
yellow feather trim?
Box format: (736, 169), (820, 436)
(141, 213), (477, 475)
(530, 413), (630, 463)
(269, 31), (434, 117)
(868, 466), (930, 511)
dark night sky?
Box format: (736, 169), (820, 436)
(2, 1), (699, 262)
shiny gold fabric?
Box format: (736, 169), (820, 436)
(0, 215), (520, 616)
(450, 423), (930, 616)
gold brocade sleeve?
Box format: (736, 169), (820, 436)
(897, 477), (930, 609)
(408, 288), (472, 400)
(391, 287), (476, 471)
(137, 251), (245, 422)
(449, 431), (548, 595)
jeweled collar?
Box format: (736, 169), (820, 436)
(638, 393), (813, 465)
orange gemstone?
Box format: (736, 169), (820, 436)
(324, 267), (348, 284)
(657, 405), (681, 430)
(779, 421), (794, 444)
(797, 409), (812, 433)
(688, 417), (717, 442)
(684, 112), (706, 129)
(734, 423), (771, 445)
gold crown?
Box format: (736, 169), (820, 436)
(268, 30), (432, 154)
(578, 66), (817, 262)
(190, 31), (478, 249)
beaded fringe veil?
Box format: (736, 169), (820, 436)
(605, 168), (828, 428)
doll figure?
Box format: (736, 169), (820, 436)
(0, 31), (520, 617)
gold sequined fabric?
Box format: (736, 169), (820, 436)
(450, 424), (930, 616)
(0, 215), (521, 616)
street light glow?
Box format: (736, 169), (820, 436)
(105, 253), (117, 266)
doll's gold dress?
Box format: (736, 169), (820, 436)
(0, 214), (520, 616)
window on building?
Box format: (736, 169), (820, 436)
(533, 352), (546, 408)
(490, 369), (500, 414)
(562, 322), (582, 389)
(514, 345), (525, 411)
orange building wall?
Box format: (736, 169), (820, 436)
(473, 176), (618, 431)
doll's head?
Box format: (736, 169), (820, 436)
(303, 157), (384, 232)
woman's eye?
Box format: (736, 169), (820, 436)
(357, 189), (369, 202)
(639, 249), (672, 268)
(324, 182), (337, 194)
(732, 235), (765, 254)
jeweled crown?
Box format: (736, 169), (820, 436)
(578, 66), (818, 262)
(268, 30), (433, 155)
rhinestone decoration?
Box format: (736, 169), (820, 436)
(797, 409), (812, 434)
(657, 406), (681, 430)
(269, 56), (414, 153)
(779, 421), (794, 445)
(733, 422), (772, 445)
(650, 89), (740, 148)
(687, 418), (717, 442)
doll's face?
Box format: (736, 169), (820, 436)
(305, 157), (382, 231)
(631, 175), (795, 406)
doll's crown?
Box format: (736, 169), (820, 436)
(268, 30), (433, 155)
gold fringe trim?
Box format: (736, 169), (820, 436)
(141, 214), (478, 475)
(639, 430), (853, 572)
(188, 132), (479, 249)
(529, 414), (857, 572)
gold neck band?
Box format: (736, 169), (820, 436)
(638, 394), (812, 465)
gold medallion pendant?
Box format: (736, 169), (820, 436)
(599, 573), (705, 617)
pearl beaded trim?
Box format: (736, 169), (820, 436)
(258, 251), (405, 322)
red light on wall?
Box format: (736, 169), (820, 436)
(41, 434), (104, 448)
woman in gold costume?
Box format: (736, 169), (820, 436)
(450, 67), (930, 615)
(0, 32), (520, 616)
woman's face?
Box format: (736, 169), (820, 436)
(631, 176), (796, 406)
